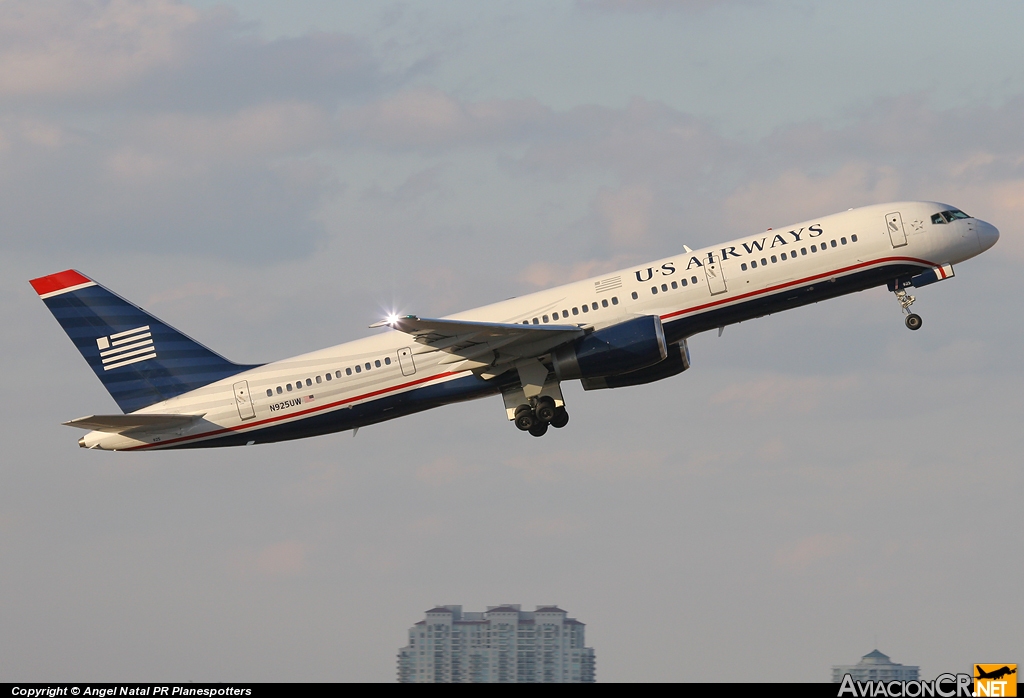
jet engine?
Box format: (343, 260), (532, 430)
(580, 340), (690, 390)
(552, 315), (667, 381)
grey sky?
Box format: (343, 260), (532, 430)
(1, 0), (1021, 682)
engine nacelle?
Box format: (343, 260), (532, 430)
(553, 315), (668, 381)
(581, 340), (690, 390)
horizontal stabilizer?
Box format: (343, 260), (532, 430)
(63, 413), (204, 433)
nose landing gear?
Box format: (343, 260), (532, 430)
(894, 288), (923, 331)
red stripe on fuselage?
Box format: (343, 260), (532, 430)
(659, 255), (935, 323)
(29, 270), (92, 297)
(125, 369), (465, 450)
(126, 254), (937, 450)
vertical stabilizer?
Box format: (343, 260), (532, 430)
(30, 270), (260, 413)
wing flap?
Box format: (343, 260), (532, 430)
(372, 315), (585, 368)
(63, 413), (205, 433)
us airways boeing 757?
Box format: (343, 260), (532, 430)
(32, 201), (998, 451)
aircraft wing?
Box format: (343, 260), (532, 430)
(63, 413), (205, 433)
(370, 315), (585, 370)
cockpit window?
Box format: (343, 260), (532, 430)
(932, 209), (971, 224)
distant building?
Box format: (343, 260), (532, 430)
(832, 650), (920, 683)
(397, 604), (596, 683)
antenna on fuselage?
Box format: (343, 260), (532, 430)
(682, 245), (692, 253)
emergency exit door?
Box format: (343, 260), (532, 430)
(398, 347), (416, 376)
(233, 380), (256, 420)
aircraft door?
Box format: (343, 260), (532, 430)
(398, 347), (416, 376)
(886, 212), (907, 248)
(704, 254), (727, 295)
(233, 380), (256, 420)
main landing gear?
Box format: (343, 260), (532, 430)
(514, 396), (569, 437)
(894, 287), (923, 331)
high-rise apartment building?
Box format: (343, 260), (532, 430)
(397, 604), (596, 683)
(832, 650), (920, 683)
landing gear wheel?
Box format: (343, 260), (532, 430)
(528, 421), (549, 437)
(549, 406), (569, 429)
(535, 396), (556, 423)
(905, 313), (923, 331)
(514, 405), (536, 431)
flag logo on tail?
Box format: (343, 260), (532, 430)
(97, 325), (156, 371)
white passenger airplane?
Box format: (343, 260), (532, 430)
(32, 201), (998, 451)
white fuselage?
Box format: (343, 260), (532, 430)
(80, 201), (998, 451)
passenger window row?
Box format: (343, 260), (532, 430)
(739, 235), (857, 272)
(266, 355), (394, 397)
(522, 297), (619, 325)
(643, 275), (701, 296)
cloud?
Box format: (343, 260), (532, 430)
(0, 107), (338, 260)
(339, 88), (551, 150)
(774, 534), (854, 573)
(577, 0), (751, 12)
(229, 540), (310, 577)
(0, 0), (381, 107)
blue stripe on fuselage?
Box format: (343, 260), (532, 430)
(164, 371), (503, 449)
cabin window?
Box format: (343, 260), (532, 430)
(751, 260), (757, 268)
(612, 297), (619, 305)
(681, 278), (688, 286)
(316, 375), (322, 384)
(801, 248), (807, 255)
(741, 263), (748, 271)
(365, 363), (371, 370)
(266, 389), (273, 397)
(592, 302), (599, 310)
(286, 384), (293, 392)
(671, 281), (678, 289)
(691, 276), (698, 284)
(781, 252), (787, 260)
(277, 386), (283, 394)
(631, 292), (638, 300)
(651, 286), (658, 295)
(532, 318), (539, 324)
(326, 373), (332, 381)
(602, 299), (608, 307)
(346, 368), (352, 376)
(355, 365), (361, 373)
(851, 234), (858, 242)
(375, 359), (381, 368)
(761, 258), (767, 266)
(306, 378), (312, 387)
(841, 237), (847, 245)
(661, 284), (668, 292)
(543, 315), (549, 323)
(831, 239), (837, 248)
(581, 305), (589, 313)
(573, 307), (579, 315)
(771, 255), (777, 263)
(551, 311), (559, 319)
(562, 309), (568, 316)
(811, 245), (817, 252)
(385, 357), (392, 365)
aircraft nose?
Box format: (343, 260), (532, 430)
(977, 219), (1000, 252)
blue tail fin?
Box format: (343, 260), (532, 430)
(31, 270), (260, 413)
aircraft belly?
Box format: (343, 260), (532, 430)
(158, 372), (500, 449)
